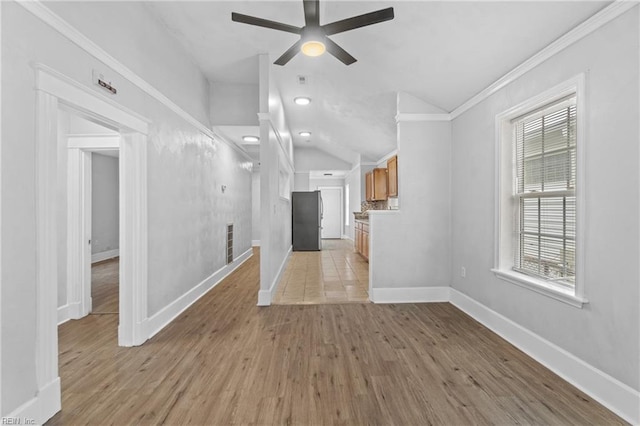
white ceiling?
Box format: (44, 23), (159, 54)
(146, 0), (609, 164)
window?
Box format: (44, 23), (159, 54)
(513, 96), (576, 286)
(493, 75), (586, 307)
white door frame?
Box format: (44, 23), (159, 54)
(66, 135), (120, 319)
(34, 64), (149, 410)
(318, 186), (344, 239)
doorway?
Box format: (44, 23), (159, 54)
(62, 109), (122, 322)
(89, 151), (120, 315)
(319, 186), (343, 239)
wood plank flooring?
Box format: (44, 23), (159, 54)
(274, 239), (369, 305)
(48, 248), (625, 425)
(91, 258), (119, 314)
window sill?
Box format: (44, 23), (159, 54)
(491, 269), (588, 308)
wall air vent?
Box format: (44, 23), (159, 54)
(226, 224), (234, 264)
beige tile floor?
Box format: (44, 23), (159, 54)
(273, 239), (370, 305)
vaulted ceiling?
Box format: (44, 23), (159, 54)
(146, 1), (609, 165)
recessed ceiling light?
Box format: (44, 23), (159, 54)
(294, 97), (311, 106)
(299, 131), (311, 137)
(242, 135), (259, 143)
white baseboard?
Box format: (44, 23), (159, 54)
(252, 240), (261, 247)
(57, 304), (70, 325)
(370, 286), (450, 304)
(57, 302), (83, 325)
(449, 288), (640, 425)
(257, 246), (292, 306)
(341, 234), (353, 242)
(7, 377), (61, 425)
(91, 249), (119, 263)
(144, 248), (253, 340)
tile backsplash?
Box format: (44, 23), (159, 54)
(361, 200), (387, 211)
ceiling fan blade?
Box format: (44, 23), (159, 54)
(324, 38), (357, 65)
(232, 12), (301, 34)
(303, 0), (320, 27)
(274, 40), (303, 66)
(322, 7), (394, 36)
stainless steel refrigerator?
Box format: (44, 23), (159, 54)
(292, 191), (322, 251)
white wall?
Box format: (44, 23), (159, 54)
(1, 2), (251, 416)
(258, 54), (294, 305)
(45, 1), (210, 126)
(210, 82), (259, 126)
(369, 99), (452, 292)
(91, 153), (119, 256)
(251, 170), (260, 245)
(293, 172), (310, 191)
(293, 147), (351, 172)
(451, 8), (639, 391)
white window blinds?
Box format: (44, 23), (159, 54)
(513, 96), (577, 286)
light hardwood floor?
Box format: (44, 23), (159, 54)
(91, 258), (119, 314)
(273, 239), (369, 305)
(48, 248), (625, 425)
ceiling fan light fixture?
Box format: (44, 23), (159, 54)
(294, 97), (311, 106)
(301, 40), (326, 57)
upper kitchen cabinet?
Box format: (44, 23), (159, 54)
(387, 155), (398, 197)
(365, 168), (388, 201)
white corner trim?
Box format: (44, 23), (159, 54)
(395, 113), (451, 123)
(251, 240), (261, 247)
(91, 249), (119, 264)
(257, 246), (292, 306)
(370, 286), (450, 304)
(450, 0), (637, 120)
(145, 248), (253, 340)
(7, 377), (61, 425)
(19, 2), (252, 162)
(449, 289), (640, 425)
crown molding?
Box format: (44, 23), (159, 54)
(395, 113), (451, 123)
(450, 0), (638, 120)
(19, 1), (252, 162)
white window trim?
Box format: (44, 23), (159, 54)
(493, 74), (588, 308)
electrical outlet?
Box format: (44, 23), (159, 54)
(461, 267), (466, 278)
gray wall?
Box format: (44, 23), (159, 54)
(91, 153), (119, 255)
(1, 2), (251, 415)
(258, 54), (294, 304)
(450, 9), (639, 390)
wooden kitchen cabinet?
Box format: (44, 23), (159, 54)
(354, 220), (369, 262)
(365, 168), (388, 201)
(387, 155), (398, 197)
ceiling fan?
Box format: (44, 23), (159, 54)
(231, 0), (394, 66)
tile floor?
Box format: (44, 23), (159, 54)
(273, 239), (370, 305)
